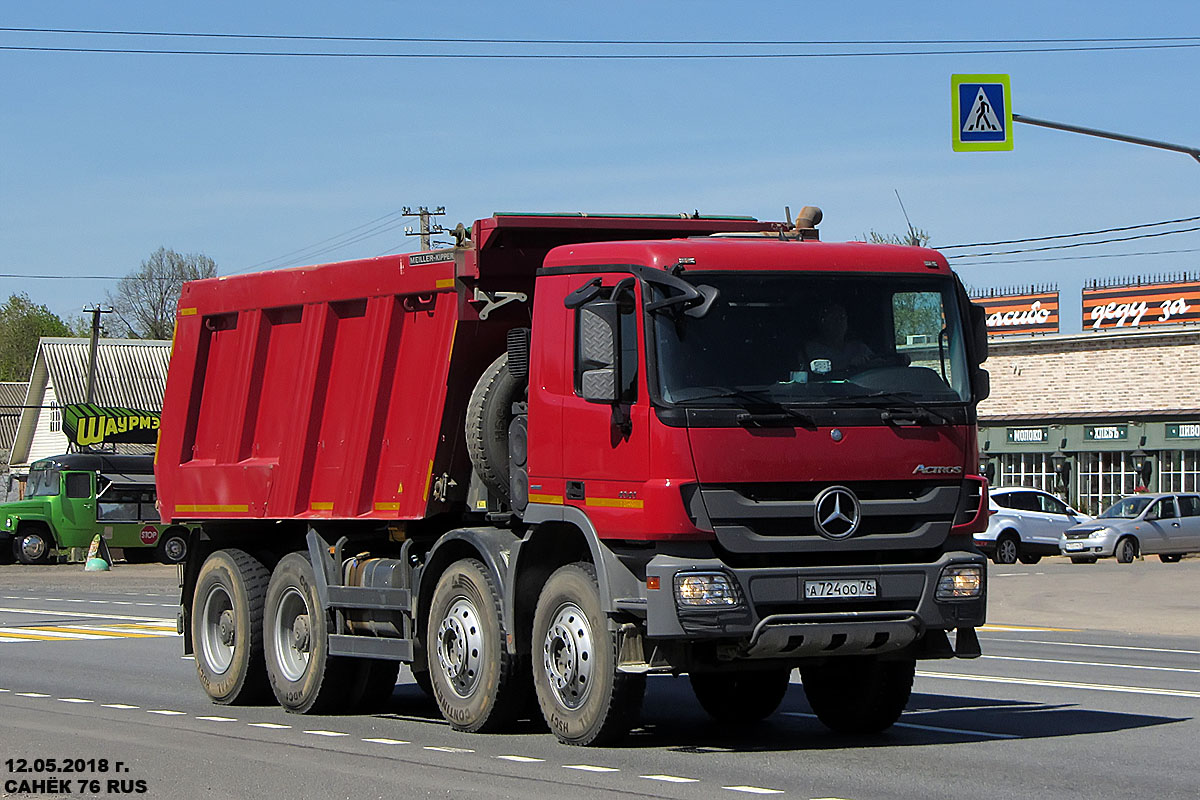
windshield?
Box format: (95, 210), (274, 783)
(1100, 496), (1154, 519)
(651, 272), (971, 406)
(26, 467), (60, 498)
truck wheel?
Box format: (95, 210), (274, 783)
(532, 562), (645, 746)
(193, 549), (271, 704)
(1115, 537), (1138, 563)
(465, 353), (523, 503)
(801, 656), (915, 734)
(155, 529), (189, 564)
(349, 660), (400, 712)
(993, 533), (1019, 564)
(13, 525), (54, 565)
(690, 668), (791, 723)
(427, 559), (524, 732)
(264, 553), (353, 713)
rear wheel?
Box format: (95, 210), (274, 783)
(192, 549), (271, 704)
(155, 529), (189, 564)
(993, 533), (1019, 565)
(427, 559), (524, 732)
(1017, 553), (1042, 565)
(1115, 537), (1138, 563)
(264, 553), (354, 713)
(350, 660), (401, 712)
(1070, 556), (1097, 564)
(13, 525), (54, 565)
(532, 562), (645, 746)
(801, 656), (915, 734)
(1159, 553), (1183, 563)
(690, 668), (791, 723)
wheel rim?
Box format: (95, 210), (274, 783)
(273, 586), (313, 682)
(18, 533), (47, 561)
(436, 597), (484, 698)
(200, 584), (236, 674)
(542, 602), (594, 711)
(1119, 541), (1134, 561)
(998, 539), (1017, 563)
(162, 536), (186, 562)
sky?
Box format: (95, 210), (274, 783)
(1, 1), (1198, 333)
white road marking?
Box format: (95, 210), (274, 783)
(181, 656), (195, 660)
(0, 688), (9, 692)
(102, 704), (139, 709)
(496, 755), (544, 763)
(304, 730), (349, 737)
(248, 723), (290, 729)
(16, 692), (50, 698)
(197, 716), (236, 722)
(146, 710), (186, 715)
(640, 775), (698, 783)
(424, 746), (474, 753)
(363, 738), (409, 745)
(783, 711), (1017, 740)
(982, 654), (1200, 675)
(58, 698), (94, 704)
(0, 606), (172, 623)
(982, 637), (1200, 656)
(916, 670), (1200, 699)
(723, 786), (783, 795)
(564, 765), (619, 773)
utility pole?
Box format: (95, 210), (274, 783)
(82, 305), (113, 404)
(402, 206), (446, 250)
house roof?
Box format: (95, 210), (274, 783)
(0, 381), (29, 454)
(9, 338), (171, 468)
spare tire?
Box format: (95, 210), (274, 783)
(465, 353), (525, 503)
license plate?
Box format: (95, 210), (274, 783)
(804, 579), (877, 599)
(1064, 542), (1086, 552)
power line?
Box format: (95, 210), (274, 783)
(232, 208), (410, 274)
(952, 246), (1200, 266)
(3, 43), (1199, 59)
(3, 27), (1198, 46)
(940, 214), (1200, 250)
(946, 224), (1200, 258)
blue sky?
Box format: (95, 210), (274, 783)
(2, 1), (1198, 332)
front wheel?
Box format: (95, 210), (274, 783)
(532, 562), (645, 746)
(801, 657), (915, 734)
(690, 669), (791, 723)
(264, 553), (353, 713)
(13, 526), (54, 565)
(427, 559), (524, 732)
(1115, 537), (1138, 563)
(192, 549), (271, 704)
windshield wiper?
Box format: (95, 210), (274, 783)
(834, 390), (953, 425)
(676, 388), (817, 428)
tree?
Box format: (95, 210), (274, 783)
(107, 247), (218, 339)
(861, 229), (941, 343)
(862, 228), (932, 247)
(0, 294), (72, 381)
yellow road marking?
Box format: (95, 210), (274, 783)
(980, 624), (1080, 633)
(32, 626), (162, 638)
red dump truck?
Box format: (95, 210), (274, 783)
(158, 209), (991, 746)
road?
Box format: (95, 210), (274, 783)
(1, 559), (1197, 800)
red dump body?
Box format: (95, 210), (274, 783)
(156, 213), (781, 525)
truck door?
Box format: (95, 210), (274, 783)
(57, 471), (97, 545)
(558, 274), (650, 533)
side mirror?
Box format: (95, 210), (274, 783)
(577, 300), (620, 403)
(969, 303), (989, 363)
(971, 367), (990, 402)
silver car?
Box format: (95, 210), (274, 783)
(976, 487), (1090, 565)
(1060, 492), (1200, 563)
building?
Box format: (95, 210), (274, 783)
(0, 381), (30, 501)
(8, 338), (171, 482)
(978, 327), (1200, 515)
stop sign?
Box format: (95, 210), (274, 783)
(140, 525), (159, 545)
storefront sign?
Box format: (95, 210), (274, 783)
(1083, 278), (1200, 331)
(1006, 427), (1047, 444)
(970, 290), (1059, 337)
(1085, 425), (1128, 442)
(1166, 423), (1200, 440)
(63, 404), (160, 447)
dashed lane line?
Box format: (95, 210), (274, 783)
(304, 730), (349, 737)
(496, 756), (544, 763)
(58, 698), (94, 704)
(641, 775), (699, 783)
(101, 704), (139, 709)
(362, 738), (409, 745)
(723, 786), (784, 795)
(248, 723), (290, 729)
(146, 710), (186, 716)
(424, 746), (475, 754)
(196, 716), (237, 722)
(563, 765), (619, 773)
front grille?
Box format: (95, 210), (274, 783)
(693, 480), (960, 555)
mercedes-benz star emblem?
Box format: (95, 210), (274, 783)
(813, 485), (862, 540)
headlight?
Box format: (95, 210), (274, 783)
(936, 565), (983, 601)
(674, 572), (740, 607)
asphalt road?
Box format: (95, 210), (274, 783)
(1, 558), (1197, 800)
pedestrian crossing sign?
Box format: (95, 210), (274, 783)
(952, 74), (1013, 151)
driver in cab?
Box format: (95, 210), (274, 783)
(799, 301), (874, 376)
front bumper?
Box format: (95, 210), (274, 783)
(1060, 534), (1117, 558)
(642, 550), (986, 659)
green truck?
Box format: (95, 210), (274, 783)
(0, 453), (191, 565)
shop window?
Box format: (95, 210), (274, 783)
(1075, 452), (1145, 516)
(998, 453), (1055, 492)
(1159, 450), (1200, 493)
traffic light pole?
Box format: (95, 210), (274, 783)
(1013, 114), (1200, 165)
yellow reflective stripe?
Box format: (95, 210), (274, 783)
(528, 494), (564, 505)
(435, 278), (455, 289)
(309, 502), (334, 511)
(423, 460), (434, 502)
(585, 497), (644, 509)
(178, 307), (197, 316)
(374, 502), (401, 512)
(175, 504), (249, 514)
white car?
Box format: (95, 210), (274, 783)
(976, 487), (1091, 565)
